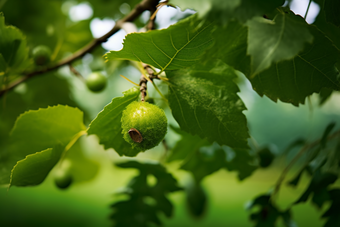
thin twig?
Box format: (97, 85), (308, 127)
(304, 0), (312, 19)
(68, 64), (85, 81)
(0, 0), (160, 97)
(271, 129), (340, 200)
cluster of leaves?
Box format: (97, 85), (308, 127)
(0, 0), (340, 226)
(110, 161), (182, 227)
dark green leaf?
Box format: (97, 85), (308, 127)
(320, 122), (336, 148)
(171, 0), (284, 24)
(203, 20), (250, 75)
(248, 195), (281, 227)
(249, 26), (340, 106)
(105, 15), (214, 71)
(9, 145), (63, 187)
(167, 126), (210, 163)
(87, 87), (140, 157)
(324, 0), (340, 27)
(225, 148), (257, 181)
(287, 168), (305, 187)
(295, 170), (338, 207)
(247, 8), (313, 76)
(167, 60), (249, 149)
(319, 87), (333, 106)
(186, 181), (207, 218)
(257, 146), (275, 168)
(181, 144), (227, 182)
(0, 13), (32, 76)
(322, 189), (340, 227)
(111, 161), (181, 227)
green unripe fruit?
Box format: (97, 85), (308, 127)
(54, 160), (73, 190)
(121, 101), (167, 151)
(32, 45), (51, 65)
(54, 169), (73, 189)
(86, 72), (107, 92)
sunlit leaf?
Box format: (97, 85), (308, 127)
(0, 105), (85, 185)
(87, 87), (140, 157)
(10, 145), (63, 187)
(105, 15), (214, 71)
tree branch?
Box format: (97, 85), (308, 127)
(271, 129), (340, 201)
(0, 0), (160, 97)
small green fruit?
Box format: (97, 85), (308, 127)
(54, 160), (73, 189)
(121, 101), (167, 151)
(54, 169), (73, 189)
(32, 45), (51, 65)
(86, 72), (107, 92)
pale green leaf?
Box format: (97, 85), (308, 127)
(247, 8), (313, 77)
(0, 13), (32, 75)
(0, 105), (85, 185)
(250, 26), (340, 105)
(105, 15), (214, 72)
(87, 87), (140, 157)
(10, 145), (63, 187)
(167, 60), (249, 149)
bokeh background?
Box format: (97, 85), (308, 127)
(1, 0), (339, 226)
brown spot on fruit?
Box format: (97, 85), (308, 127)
(128, 128), (143, 143)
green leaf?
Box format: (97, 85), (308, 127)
(320, 122), (336, 148)
(0, 13), (32, 75)
(0, 105), (85, 185)
(171, 0), (284, 24)
(111, 161), (182, 227)
(322, 189), (340, 227)
(167, 60), (249, 149)
(319, 87), (333, 106)
(167, 126), (210, 163)
(202, 20), (250, 75)
(87, 87), (140, 157)
(248, 195), (281, 227)
(181, 144), (227, 182)
(295, 170), (337, 207)
(186, 180), (207, 218)
(257, 146), (275, 168)
(324, 0), (340, 27)
(9, 145), (63, 187)
(225, 148), (257, 180)
(247, 8), (313, 77)
(249, 26), (340, 106)
(105, 15), (214, 72)
(287, 168), (305, 187)
(314, 0), (340, 50)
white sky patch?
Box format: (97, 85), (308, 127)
(90, 18), (115, 38)
(290, 0), (320, 24)
(69, 2), (93, 22)
(102, 29), (127, 51)
(155, 6), (178, 29)
(90, 18), (126, 51)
